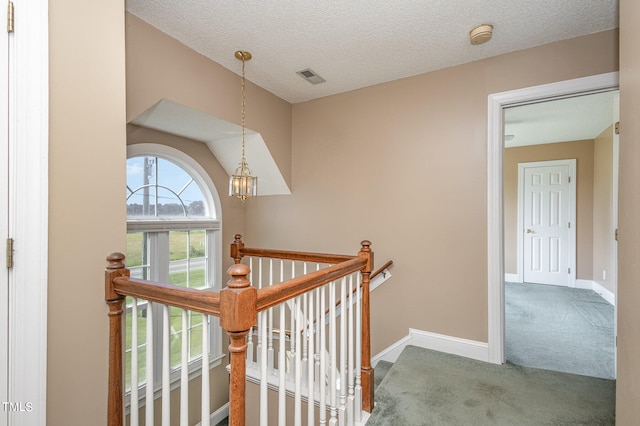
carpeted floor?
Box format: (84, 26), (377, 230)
(505, 282), (615, 379)
(367, 345), (615, 425)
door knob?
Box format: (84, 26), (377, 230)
(526, 229), (533, 233)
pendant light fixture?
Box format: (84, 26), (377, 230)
(229, 50), (258, 201)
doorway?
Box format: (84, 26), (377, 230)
(486, 72), (619, 366)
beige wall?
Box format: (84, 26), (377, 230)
(48, 1), (127, 425)
(125, 13), (293, 189)
(617, 0), (640, 422)
(503, 140), (595, 280)
(245, 30), (618, 352)
(592, 125), (616, 294)
(45, 4), (640, 423)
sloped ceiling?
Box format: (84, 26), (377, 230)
(130, 100), (291, 196)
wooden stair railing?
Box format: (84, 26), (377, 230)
(105, 235), (375, 426)
(230, 234), (375, 415)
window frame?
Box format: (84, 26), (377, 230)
(125, 143), (224, 407)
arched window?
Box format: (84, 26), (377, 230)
(125, 143), (223, 396)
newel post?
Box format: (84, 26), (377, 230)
(220, 263), (257, 426)
(105, 252), (129, 426)
(230, 234), (245, 264)
(358, 240), (375, 412)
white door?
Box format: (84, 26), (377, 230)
(520, 160), (576, 286)
(1, 2), (10, 423)
(1, 1), (48, 424)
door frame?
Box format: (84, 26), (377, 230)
(487, 72), (619, 364)
(517, 159), (577, 287)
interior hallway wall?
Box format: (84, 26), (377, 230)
(616, 0), (640, 422)
(48, 0), (126, 424)
(245, 30), (618, 354)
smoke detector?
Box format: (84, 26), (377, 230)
(470, 24), (493, 45)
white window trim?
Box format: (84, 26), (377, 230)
(126, 144), (224, 406)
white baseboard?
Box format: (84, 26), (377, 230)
(505, 273), (519, 283)
(576, 279), (616, 306)
(372, 328), (489, 367)
(194, 402), (229, 426)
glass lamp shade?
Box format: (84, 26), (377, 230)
(229, 162), (258, 201)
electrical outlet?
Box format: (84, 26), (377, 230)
(603, 270), (607, 280)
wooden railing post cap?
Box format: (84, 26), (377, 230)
(233, 234), (243, 244)
(360, 240), (372, 252)
(106, 252), (126, 270)
(227, 263), (251, 289)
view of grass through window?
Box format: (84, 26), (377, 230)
(125, 230), (208, 391)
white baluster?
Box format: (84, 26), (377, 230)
(289, 261), (296, 382)
(355, 273), (362, 422)
(180, 310), (189, 426)
(247, 257), (254, 366)
(302, 264), (309, 389)
(329, 281), (337, 425)
(294, 295), (302, 426)
(307, 289), (315, 426)
(319, 285), (327, 425)
(257, 259), (263, 368)
(146, 302), (154, 425)
(278, 303), (286, 426)
(339, 278), (347, 425)
(279, 260), (286, 425)
(162, 305), (170, 426)
(347, 274), (355, 425)
(201, 314), (210, 426)
(268, 259), (275, 374)
(130, 299), (139, 426)
(260, 309), (268, 426)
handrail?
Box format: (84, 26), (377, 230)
(256, 257), (366, 311)
(231, 234), (354, 265)
(112, 276), (221, 316)
(241, 247), (354, 264)
(371, 260), (393, 280)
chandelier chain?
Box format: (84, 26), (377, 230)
(241, 56), (246, 165)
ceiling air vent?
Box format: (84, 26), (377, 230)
(296, 68), (326, 85)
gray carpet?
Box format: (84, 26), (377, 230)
(375, 360), (393, 390)
(366, 345), (615, 425)
(505, 282), (615, 379)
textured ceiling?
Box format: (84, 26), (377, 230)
(505, 90), (619, 148)
(126, 0), (619, 104)
(127, 1), (619, 155)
